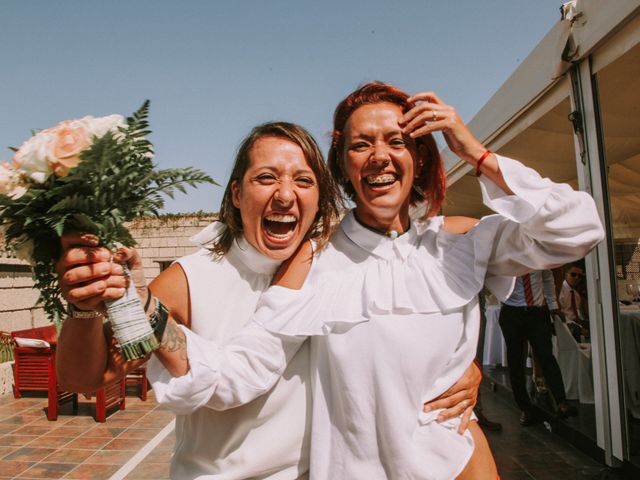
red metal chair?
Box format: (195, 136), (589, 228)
(11, 325), (125, 421)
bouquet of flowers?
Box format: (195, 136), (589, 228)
(0, 102), (215, 359)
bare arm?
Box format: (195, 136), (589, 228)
(271, 240), (314, 289)
(57, 318), (111, 392)
(56, 232), (128, 392)
(56, 232), (191, 391)
(143, 263), (192, 377)
(442, 216), (480, 235)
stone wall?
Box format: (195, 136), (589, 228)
(0, 258), (48, 334)
(127, 213), (217, 283)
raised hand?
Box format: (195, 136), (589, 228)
(401, 91), (486, 164)
(56, 232), (131, 312)
(401, 91), (513, 194)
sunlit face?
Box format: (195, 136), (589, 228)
(232, 136), (320, 261)
(566, 267), (585, 288)
(341, 102), (419, 232)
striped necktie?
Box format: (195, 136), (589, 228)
(522, 274), (535, 306)
(570, 289), (579, 319)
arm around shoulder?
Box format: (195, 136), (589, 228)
(442, 216), (480, 235)
(271, 240), (314, 290)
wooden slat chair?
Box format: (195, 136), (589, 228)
(125, 365), (148, 401)
(95, 377), (126, 422)
(11, 325), (126, 421)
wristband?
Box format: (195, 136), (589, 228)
(68, 304), (102, 320)
(148, 297), (169, 341)
(475, 150), (492, 177)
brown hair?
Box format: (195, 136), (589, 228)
(213, 122), (341, 256)
(328, 81), (446, 217)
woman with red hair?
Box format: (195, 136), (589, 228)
(147, 81), (604, 478)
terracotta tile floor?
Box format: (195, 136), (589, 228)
(0, 390), (174, 479)
(2, 382), (632, 479)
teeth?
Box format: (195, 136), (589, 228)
(266, 231), (295, 239)
(263, 214), (298, 240)
(264, 214), (297, 223)
(366, 174), (396, 185)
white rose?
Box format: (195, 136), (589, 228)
(81, 114), (126, 139)
(12, 130), (54, 183)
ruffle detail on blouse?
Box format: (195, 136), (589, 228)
(479, 155), (554, 224)
(253, 215), (515, 337)
(252, 285), (370, 336)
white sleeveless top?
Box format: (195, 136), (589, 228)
(159, 226), (311, 479)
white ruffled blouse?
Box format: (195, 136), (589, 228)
(148, 156), (604, 480)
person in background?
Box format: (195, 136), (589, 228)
(558, 261), (589, 342)
(499, 270), (577, 425)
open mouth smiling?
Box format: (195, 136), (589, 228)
(262, 214), (298, 241)
(365, 173), (398, 188)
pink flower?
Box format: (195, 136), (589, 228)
(48, 123), (91, 177)
(12, 114), (126, 182)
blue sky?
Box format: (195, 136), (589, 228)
(0, 0), (562, 213)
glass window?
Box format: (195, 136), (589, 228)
(595, 41), (640, 467)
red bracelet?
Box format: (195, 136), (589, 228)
(475, 149), (492, 177)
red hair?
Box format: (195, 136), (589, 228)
(328, 81), (446, 217)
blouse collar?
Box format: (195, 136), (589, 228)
(340, 210), (419, 261)
(230, 235), (281, 275)
(190, 221), (281, 275)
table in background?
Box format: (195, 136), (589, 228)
(483, 304), (508, 367)
(619, 305), (640, 419)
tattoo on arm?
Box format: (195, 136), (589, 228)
(159, 318), (188, 363)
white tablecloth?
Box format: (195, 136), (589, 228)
(483, 305), (508, 366)
(619, 305), (640, 419)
